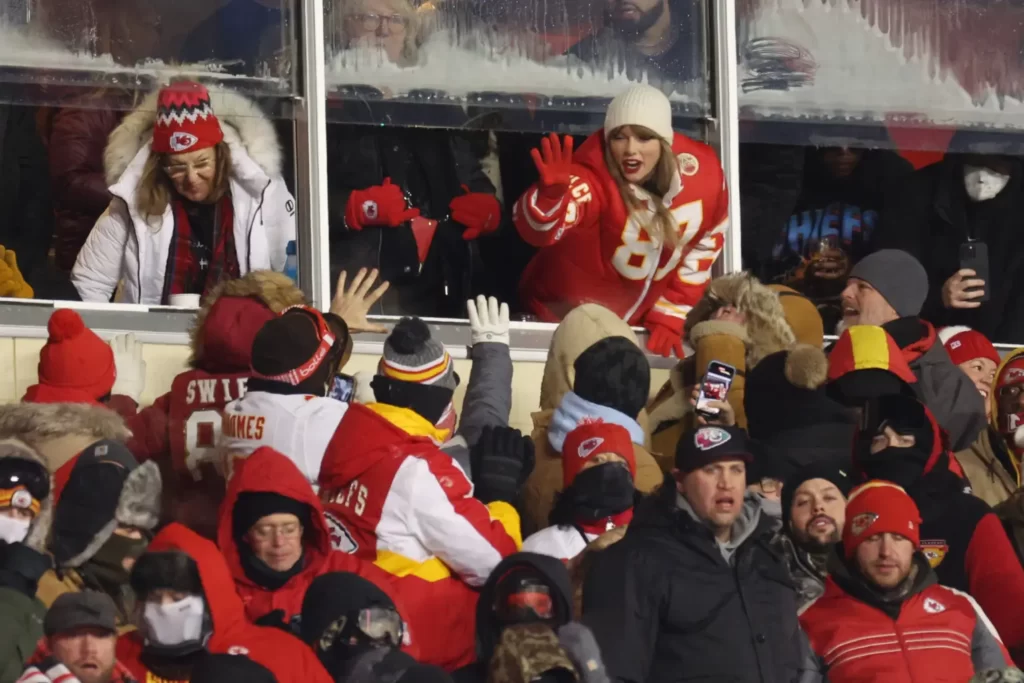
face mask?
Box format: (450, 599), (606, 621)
(964, 165), (1011, 202)
(857, 446), (929, 490)
(88, 533), (149, 584)
(565, 463), (635, 522)
(143, 596), (207, 647)
(0, 514), (30, 544)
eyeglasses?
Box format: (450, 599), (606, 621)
(346, 13), (408, 32)
(162, 160), (213, 179)
(250, 522), (302, 541)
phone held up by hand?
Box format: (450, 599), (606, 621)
(329, 374), (356, 403)
(959, 240), (990, 303)
(696, 361), (736, 420)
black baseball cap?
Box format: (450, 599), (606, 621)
(675, 425), (754, 473)
(44, 591), (118, 636)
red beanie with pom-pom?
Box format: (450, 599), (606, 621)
(29, 310), (115, 403)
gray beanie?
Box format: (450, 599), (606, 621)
(848, 249), (929, 318)
(379, 317), (458, 391)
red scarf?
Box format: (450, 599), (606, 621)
(578, 508), (633, 536)
(164, 195), (239, 303)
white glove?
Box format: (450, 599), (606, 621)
(467, 295), (510, 347)
(352, 370), (378, 405)
(110, 333), (146, 403)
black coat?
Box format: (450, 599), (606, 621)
(326, 125), (497, 318)
(581, 484), (803, 683)
(873, 155), (1024, 342)
(0, 104), (52, 285)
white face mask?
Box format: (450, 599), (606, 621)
(143, 596), (206, 646)
(964, 165), (1011, 202)
(0, 514), (30, 544)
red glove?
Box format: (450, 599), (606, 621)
(450, 185), (501, 240)
(345, 178), (420, 230)
(530, 133), (575, 200)
(646, 321), (684, 358)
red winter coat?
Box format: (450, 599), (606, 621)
(117, 523), (332, 683)
(319, 403), (522, 670)
(124, 273), (303, 537)
(801, 558), (1010, 682)
(217, 445), (419, 658)
(513, 131), (729, 337)
(43, 105), (123, 271)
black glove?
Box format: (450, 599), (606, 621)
(254, 609), (294, 634)
(471, 425), (535, 505)
(0, 541), (52, 597)
(557, 623), (610, 683)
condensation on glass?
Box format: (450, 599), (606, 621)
(0, 0), (298, 103)
(322, 0), (711, 133)
(736, 0), (1024, 345)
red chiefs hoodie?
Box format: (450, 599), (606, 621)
(216, 445), (418, 657)
(117, 523), (332, 683)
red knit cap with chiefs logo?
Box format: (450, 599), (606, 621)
(843, 480), (921, 559)
(562, 421), (636, 487)
(152, 81), (224, 155)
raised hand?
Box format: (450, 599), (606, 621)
(330, 268), (390, 333)
(530, 132), (575, 198)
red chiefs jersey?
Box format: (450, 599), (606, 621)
(513, 130), (729, 334)
(167, 369), (249, 479)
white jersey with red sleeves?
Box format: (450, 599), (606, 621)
(220, 390), (348, 486)
(318, 402), (521, 669)
(513, 130), (728, 333)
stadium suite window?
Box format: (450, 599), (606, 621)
(735, 0), (1024, 346)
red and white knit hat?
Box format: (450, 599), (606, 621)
(562, 421), (636, 487)
(151, 81), (224, 155)
(938, 326), (1000, 367)
(843, 480), (921, 559)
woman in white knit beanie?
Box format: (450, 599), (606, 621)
(512, 84), (729, 358)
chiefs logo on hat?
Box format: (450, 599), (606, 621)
(11, 489), (32, 510)
(578, 437), (604, 459)
(849, 512), (879, 536)
(169, 131), (199, 153)
(694, 427), (730, 451)
(921, 539), (948, 568)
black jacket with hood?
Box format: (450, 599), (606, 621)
(580, 481), (803, 683)
(452, 553), (575, 683)
(326, 125), (497, 318)
(874, 151), (1024, 343)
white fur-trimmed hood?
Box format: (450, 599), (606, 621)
(104, 86), (282, 186)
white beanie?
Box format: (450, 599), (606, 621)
(604, 85), (674, 144)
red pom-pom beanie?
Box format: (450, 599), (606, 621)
(26, 310), (116, 403)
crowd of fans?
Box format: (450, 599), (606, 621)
(1, 232), (1024, 683)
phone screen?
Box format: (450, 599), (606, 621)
(696, 362), (736, 417)
(330, 374), (355, 403)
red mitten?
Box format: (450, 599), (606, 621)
(646, 320), (684, 358)
(530, 133), (575, 200)
(345, 178), (421, 230)
(450, 186), (501, 240)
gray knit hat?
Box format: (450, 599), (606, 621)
(848, 249), (929, 318)
(379, 317), (458, 390)
(970, 669), (1024, 683)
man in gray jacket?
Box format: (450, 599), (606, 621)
(839, 248), (986, 450)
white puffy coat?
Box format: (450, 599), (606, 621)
(71, 89), (296, 304)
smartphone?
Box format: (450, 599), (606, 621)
(329, 374), (355, 403)
(959, 241), (990, 303)
(696, 361), (736, 419)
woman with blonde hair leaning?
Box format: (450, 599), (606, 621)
(514, 84), (730, 357)
(72, 80), (295, 304)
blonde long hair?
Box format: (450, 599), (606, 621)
(604, 125), (679, 249)
(136, 141), (232, 223)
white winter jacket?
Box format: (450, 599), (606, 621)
(71, 89), (296, 304)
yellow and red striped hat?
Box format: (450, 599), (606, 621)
(828, 326), (917, 385)
(379, 317), (458, 390)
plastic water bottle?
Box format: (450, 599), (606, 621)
(284, 241), (298, 283)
